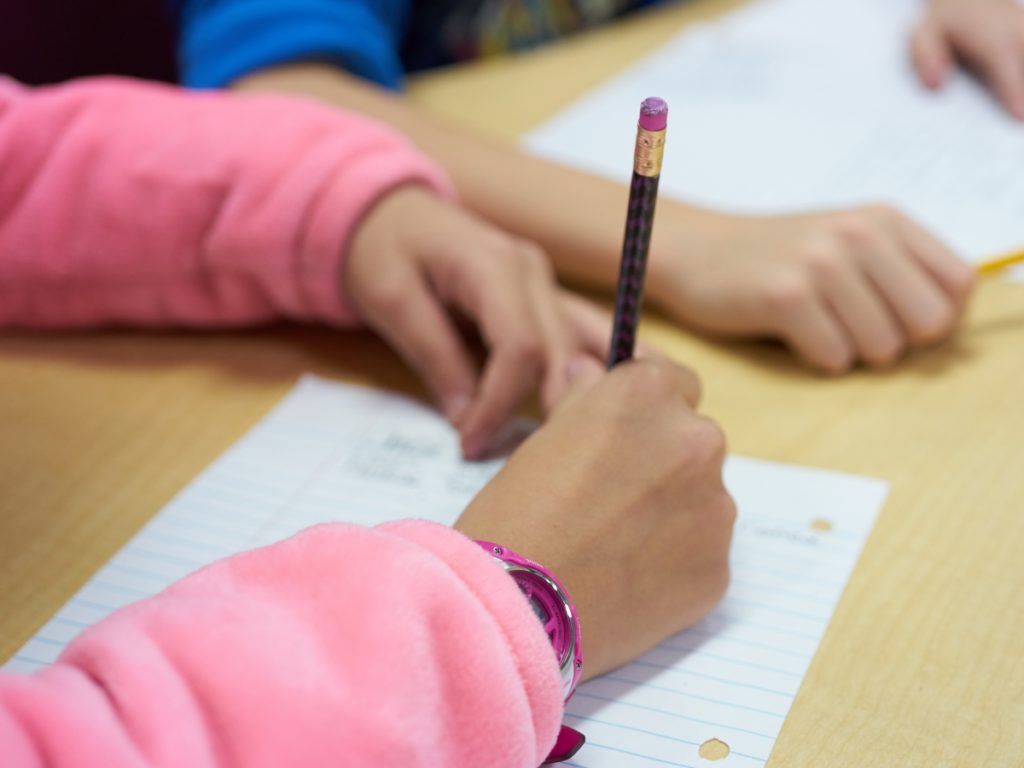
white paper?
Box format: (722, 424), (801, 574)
(525, 0), (1024, 266)
(6, 376), (887, 767)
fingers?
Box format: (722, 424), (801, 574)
(609, 356), (703, 411)
(766, 275), (855, 373)
(771, 207), (972, 372)
(557, 291), (613, 360)
(916, 1), (1024, 120)
(817, 253), (905, 367)
(895, 217), (976, 312)
(829, 209), (960, 352)
(544, 292), (610, 408)
(354, 264), (478, 423)
(518, 253), (578, 415)
(857, 238), (955, 348)
(910, 18), (955, 89)
(987, 51), (1024, 120)
(971, 38), (1024, 120)
(444, 243), (563, 459)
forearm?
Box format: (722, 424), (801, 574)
(0, 76), (447, 329)
(233, 63), (723, 299)
(0, 522), (562, 767)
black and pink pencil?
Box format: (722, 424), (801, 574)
(608, 97), (668, 368)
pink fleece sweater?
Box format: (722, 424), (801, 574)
(0, 78), (563, 765)
(0, 522), (564, 766)
(0, 76), (452, 328)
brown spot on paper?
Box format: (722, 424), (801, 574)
(698, 738), (730, 760)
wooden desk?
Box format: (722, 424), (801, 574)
(2, 0), (1023, 765)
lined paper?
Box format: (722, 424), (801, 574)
(5, 376), (887, 767)
(525, 0), (1024, 268)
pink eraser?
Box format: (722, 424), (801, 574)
(638, 97), (668, 131)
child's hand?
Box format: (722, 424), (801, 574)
(454, 356), (734, 678)
(346, 186), (610, 458)
(910, 0), (1024, 120)
(649, 205), (975, 373)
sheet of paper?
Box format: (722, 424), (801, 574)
(525, 0), (1024, 266)
(6, 376), (887, 767)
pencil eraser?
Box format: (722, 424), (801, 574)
(639, 97), (668, 131)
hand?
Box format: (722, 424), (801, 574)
(454, 357), (734, 678)
(346, 185), (611, 458)
(910, 0), (1024, 120)
(650, 205), (976, 373)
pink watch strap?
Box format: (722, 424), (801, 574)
(544, 724), (586, 764)
(475, 541), (585, 764)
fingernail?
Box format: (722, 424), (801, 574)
(1012, 98), (1024, 122)
(461, 432), (485, 460)
(442, 393), (470, 424)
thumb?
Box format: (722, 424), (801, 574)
(910, 19), (954, 89)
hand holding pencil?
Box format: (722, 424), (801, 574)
(604, 97), (1015, 376)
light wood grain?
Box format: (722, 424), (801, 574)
(2, 1), (1023, 765)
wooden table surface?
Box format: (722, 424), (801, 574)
(2, 1), (1023, 765)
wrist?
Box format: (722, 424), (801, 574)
(647, 202), (720, 307)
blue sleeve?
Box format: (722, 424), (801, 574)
(173, 0), (412, 90)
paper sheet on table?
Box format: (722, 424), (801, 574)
(525, 0), (1024, 267)
(7, 376), (887, 767)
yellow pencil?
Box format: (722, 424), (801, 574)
(977, 249), (1024, 276)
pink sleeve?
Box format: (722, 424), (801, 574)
(0, 521), (563, 767)
(0, 76), (453, 328)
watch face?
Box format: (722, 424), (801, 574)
(477, 540), (582, 701)
(513, 571), (567, 659)
(528, 595), (551, 624)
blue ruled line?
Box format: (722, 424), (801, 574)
(635, 648), (802, 678)
(91, 579), (150, 599)
(563, 713), (701, 747)
(570, 691), (776, 740)
(612, 676), (786, 720)
(603, 669), (792, 699)
(152, 509), (250, 541)
(12, 654), (49, 666)
(724, 595), (830, 623)
(69, 597), (117, 613)
(728, 576), (836, 607)
(731, 560), (845, 590)
(106, 561), (180, 583)
(27, 636), (66, 648)
(712, 613), (820, 642)
(131, 526), (227, 557)
(583, 741), (696, 767)
(671, 627), (809, 659)
(124, 545), (204, 570)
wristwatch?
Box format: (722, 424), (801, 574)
(475, 541), (585, 764)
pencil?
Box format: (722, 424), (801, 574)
(976, 249), (1024, 276)
(608, 97), (668, 368)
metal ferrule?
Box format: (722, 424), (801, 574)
(633, 126), (666, 177)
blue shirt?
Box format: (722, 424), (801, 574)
(173, 0), (657, 90)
